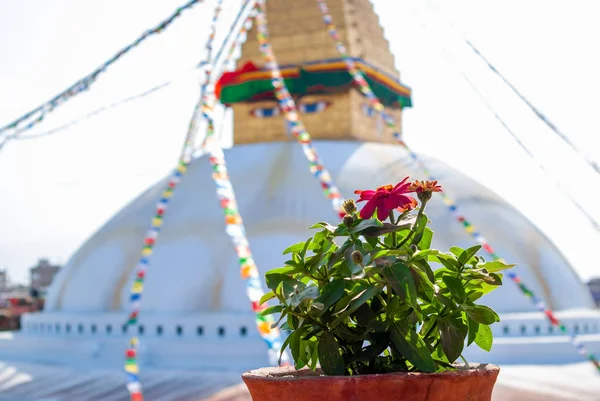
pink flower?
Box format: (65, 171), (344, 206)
(354, 177), (418, 221)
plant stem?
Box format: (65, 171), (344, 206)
(397, 200), (428, 248)
(389, 211), (397, 248)
(377, 239), (391, 249)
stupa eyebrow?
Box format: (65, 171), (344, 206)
(215, 58), (412, 108)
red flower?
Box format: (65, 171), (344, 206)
(409, 180), (442, 193)
(354, 177), (418, 221)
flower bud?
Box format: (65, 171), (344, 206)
(343, 215), (354, 227)
(417, 191), (432, 203)
(351, 250), (364, 265)
(342, 199), (357, 214)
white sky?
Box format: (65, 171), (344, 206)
(0, 0), (599, 284)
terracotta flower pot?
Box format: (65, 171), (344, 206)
(242, 363), (499, 401)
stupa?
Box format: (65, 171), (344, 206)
(1, 0), (600, 399)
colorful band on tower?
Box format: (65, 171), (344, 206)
(315, 0), (600, 371)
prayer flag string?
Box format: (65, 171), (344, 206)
(123, 3), (225, 400)
(202, 100), (291, 366)
(199, 1), (291, 366)
(254, 0), (345, 219)
(0, 0), (206, 141)
(315, 0), (600, 372)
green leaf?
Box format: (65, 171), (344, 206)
(259, 291), (276, 305)
(314, 279), (346, 315)
(265, 273), (305, 295)
(413, 259), (436, 283)
(270, 308), (289, 329)
(317, 332), (345, 375)
(410, 214), (430, 246)
(438, 317), (468, 363)
(371, 248), (410, 260)
(353, 303), (377, 327)
(330, 285), (382, 329)
(435, 254), (460, 272)
(278, 332), (294, 365)
(308, 338), (320, 370)
(312, 230), (330, 248)
(333, 225), (349, 236)
(443, 276), (466, 302)
(289, 286), (320, 308)
(283, 241), (313, 255)
(466, 274), (503, 296)
(474, 323), (493, 351)
(308, 221), (337, 233)
(267, 266), (302, 276)
(327, 239), (352, 269)
(480, 261), (516, 273)
(435, 293), (456, 310)
(412, 249), (432, 262)
(389, 320), (436, 372)
(410, 266), (434, 302)
(287, 313), (300, 331)
(259, 304), (283, 317)
(361, 221), (414, 237)
(302, 325), (324, 341)
(467, 318), (479, 346)
(449, 246), (464, 258)
(459, 245), (482, 266)
(299, 336), (316, 369)
(467, 290), (484, 302)
(385, 262), (418, 309)
(300, 237), (315, 258)
(464, 305), (500, 325)
(289, 329), (305, 369)
(418, 227), (434, 250)
(348, 218), (383, 234)
(349, 341), (390, 363)
(487, 273), (503, 286)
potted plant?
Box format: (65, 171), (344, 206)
(243, 178), (514, 401)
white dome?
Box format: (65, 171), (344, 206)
(44, 141), (595, 315)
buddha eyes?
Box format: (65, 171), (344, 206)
(250, 101), (331, 118)
(249, 107), (281, 118)
(298, 101), (330, 114)
(361, 103), (396, 125)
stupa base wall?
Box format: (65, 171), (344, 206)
(2, 308), (598, 370)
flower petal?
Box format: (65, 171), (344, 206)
(396, 196), (418, 212)
(359, 199), (378, 219)
(354, 189), (376, 202)
(392, 177), (411, 193)
(377, 198), (395, 221)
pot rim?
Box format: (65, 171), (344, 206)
(243, 362), (500, 382)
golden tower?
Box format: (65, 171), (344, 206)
(224, 0), (410, 145)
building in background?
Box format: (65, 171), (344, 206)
(588, 278), (600, 307)
(0, 269), (8, 293)
(29, 259), (60, 295)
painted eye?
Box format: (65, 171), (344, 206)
(298, 101), (330, 114)
(361, 103), (377, 117)
(249, 107), (281, 118)
(362, 103), (396, 125)
(382, 112), (395, 125)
